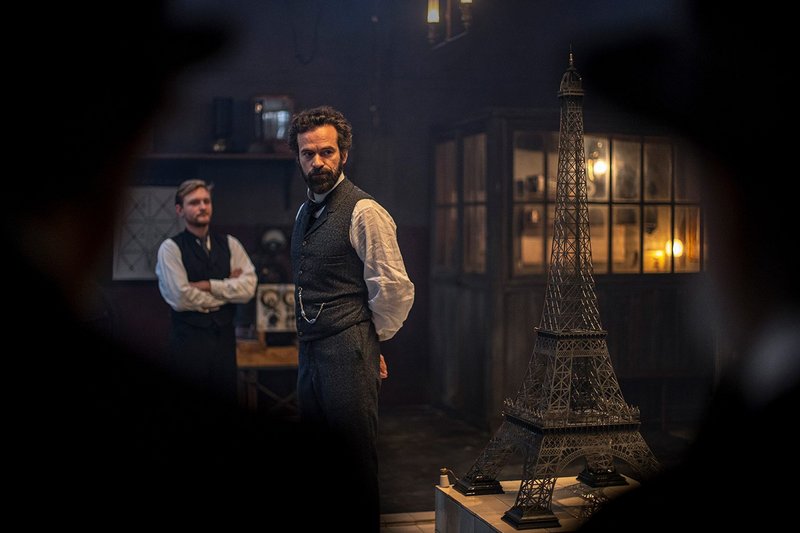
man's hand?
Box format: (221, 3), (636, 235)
(189, 280), (211, 292)
(189, 268), (240, 292)
(379, 354), (388, 379)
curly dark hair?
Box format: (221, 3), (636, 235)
(288, 105), (353, 154)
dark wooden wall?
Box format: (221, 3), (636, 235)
(431, 276), (716, 432)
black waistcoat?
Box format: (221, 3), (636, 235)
(290, 178), (374, 342)
(170, 229), (234, 327)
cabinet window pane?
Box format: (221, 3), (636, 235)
(612, 139), (641, 201)
(674, 205), (701, 272)
(643, 205), (672, 273)
(589, 205), (609, 274)
(546, 132), (560, 200)
(674, 141), (702, 202)
(584, 135), (609, 201)
(513, 132), (545, 202)
(644, 142), (672, 201)
(434, 206), (458, 270)
(463, 205), (486, 273)
(612, 206), (640, 272)
(506, 131), (704, 278)
(546, 204), (555, 270)
(513, 203), (546, 275)
(463, 133), (486, 203)
(435, 140), (457, 204)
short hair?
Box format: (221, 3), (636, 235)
(288, 105), (353, 155)
(175, 179), (213, 206)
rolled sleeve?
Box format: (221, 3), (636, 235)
(351, 199), (415, 342)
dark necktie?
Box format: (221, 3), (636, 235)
(306, 198), (325, 230)
(196, 236), (210, 256)
(308, 198), (325, 214)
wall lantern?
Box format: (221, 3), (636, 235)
(427, 0), (473, 47)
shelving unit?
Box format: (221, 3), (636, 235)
(136, 151), (299, 209)
(141, 152), (295, 161)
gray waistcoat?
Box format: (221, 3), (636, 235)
(291, 178), (373, 342)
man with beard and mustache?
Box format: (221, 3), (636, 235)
(156, 179), (257, 403)
(288, 105), (415, 531)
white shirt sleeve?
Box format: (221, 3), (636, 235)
(350, 199), (415, 342)
(155, 236), (256, 313)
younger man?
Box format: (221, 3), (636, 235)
(156, 179), (256, 401)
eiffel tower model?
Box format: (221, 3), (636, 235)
(453, 50), (661, 529)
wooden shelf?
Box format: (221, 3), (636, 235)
(138, 151), (298, 209)
(142, 152), (295, 161)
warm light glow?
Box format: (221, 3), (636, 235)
(427, 0), (440, 23)
(460, 0), (473, 4)
(665, 239), (684, 257)
(592, 159), (608, 176)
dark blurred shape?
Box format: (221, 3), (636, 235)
(254, 227), (292, 283)
(212, 96), (234, 152)
(578, 3), (799, 531)
(16, 4), (228, 209)
(235, 227), (294, 338)
(8, 2), (364, 527)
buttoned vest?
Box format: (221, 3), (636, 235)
(291, 179), (373, 341)
(170, 229), (234, 327)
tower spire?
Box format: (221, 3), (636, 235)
(544, 49), (600, 333)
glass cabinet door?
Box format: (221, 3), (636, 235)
(612, 138), (641, 201)
(434, 124), (704, 280)
(463, 133), (487, 273)
(584, 135), (609, 201)
(643, 205), (672, 273)
(434, 140), (458, 271)
(644, 141), (672, 201)
(513, 132), (546, 274)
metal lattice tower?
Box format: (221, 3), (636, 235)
(453, 51), (660, 529)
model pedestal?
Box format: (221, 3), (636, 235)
(436, 476), (639, 532)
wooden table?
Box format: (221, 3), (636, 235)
(236, 340), (299, 415)
(436, 476), (641, 532)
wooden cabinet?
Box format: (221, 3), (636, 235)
(429, 109), (712, 432)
